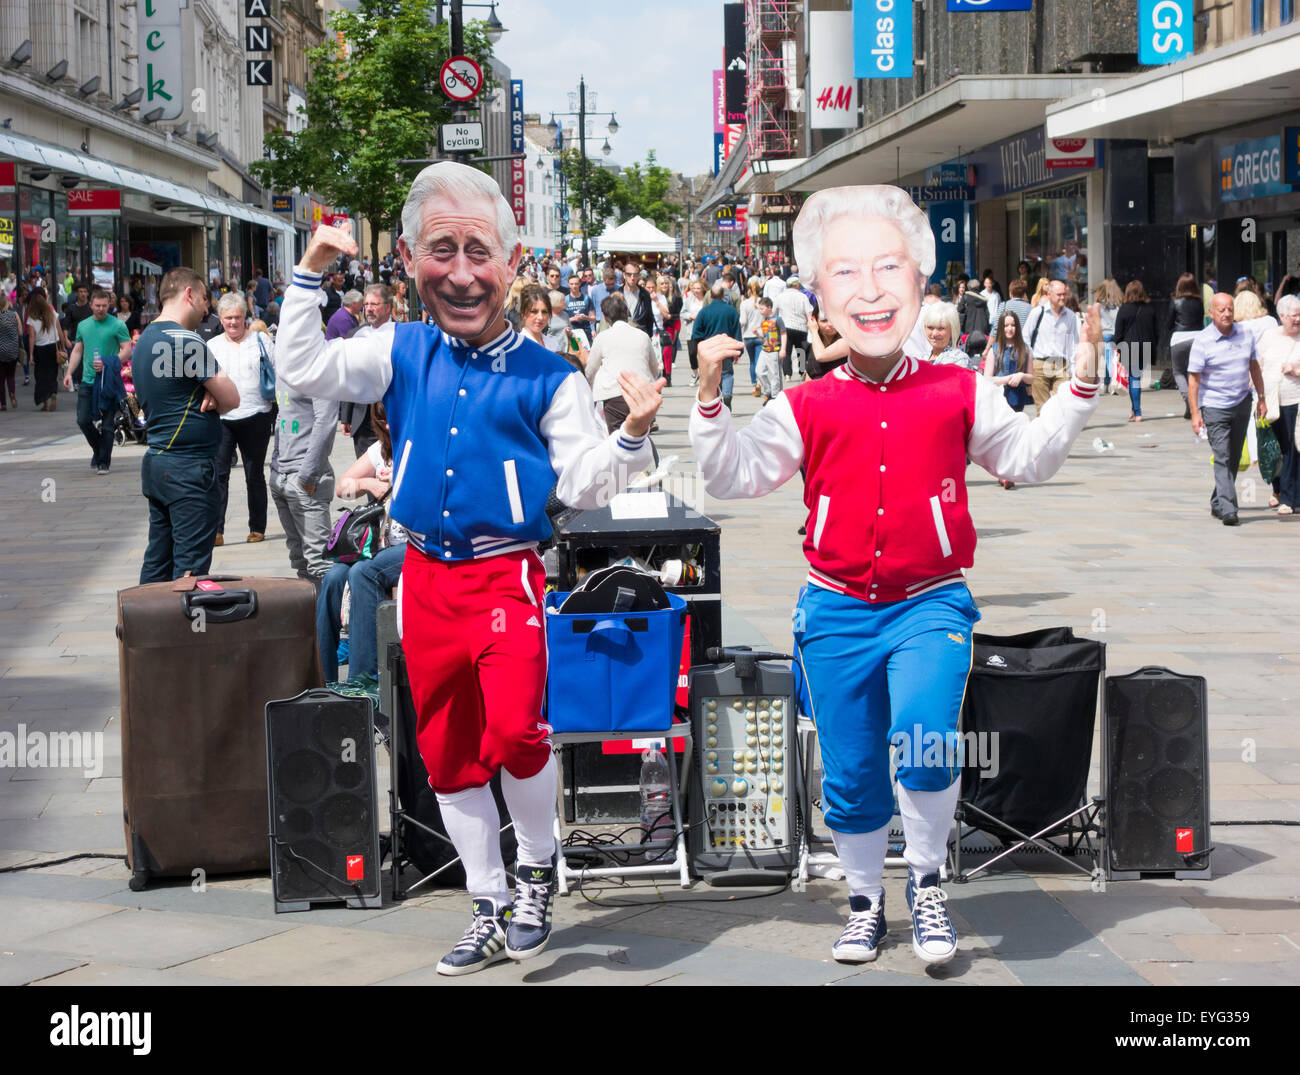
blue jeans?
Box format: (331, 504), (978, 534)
(744, 337), (762, 384)
(1129, 371), (1142, 417)
(1102, 333), (1115, 385)
(316, 544), (405, 679)
(139, 451), (221, 583)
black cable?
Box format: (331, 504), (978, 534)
(271, 835), (363, 894)
(575, 870), (791, 908)
(0, 852), (126, 874)
(1212, 819), (1300, 826)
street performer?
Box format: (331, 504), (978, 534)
(276, 162), (664, 975)
(690, 185), (1102, 966)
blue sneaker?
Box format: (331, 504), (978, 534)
(832, 893), (887, 963)
(505, 862), (555, 960)
(436, 897), (510, 976)
(905, 871), (957, 965)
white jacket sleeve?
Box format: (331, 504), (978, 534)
(540, 371), (655, 509)
(967, 373), (1100, 483)
(275, 266), (393, 403)
(688, 392), (804, 499)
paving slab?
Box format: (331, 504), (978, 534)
(20, 907), (294, 968)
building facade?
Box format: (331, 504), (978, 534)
(0, 0), (324, 297)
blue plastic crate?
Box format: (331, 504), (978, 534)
(544, 591), (686, 734)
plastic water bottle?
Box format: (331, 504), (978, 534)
(639, 744), (672, 843)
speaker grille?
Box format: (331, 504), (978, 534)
(1106, 670), (1209, 874)
(266, 692), (380, 905)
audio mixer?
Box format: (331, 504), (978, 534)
(688, 651), (804, 878)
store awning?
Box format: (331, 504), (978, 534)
(1046, 21), (1300, 141)
(735, 157), (805, 196)
(594, 215), (680, 254)
(777, 75), (1119, 194)
(0, 130), (291, 236)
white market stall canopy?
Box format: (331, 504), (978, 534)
(593, 215), (680, 255)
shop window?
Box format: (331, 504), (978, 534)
(1251, 0), (1265, 33)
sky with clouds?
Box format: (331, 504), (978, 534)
(488, 0), (723, 178)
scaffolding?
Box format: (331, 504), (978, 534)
(744, 0), (798, 161)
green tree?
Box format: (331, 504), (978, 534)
(559, 148), (620, 246)
(250, 0), (496, 268)
(613, 151), (680, 232)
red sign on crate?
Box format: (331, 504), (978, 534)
(1175, 828), (1194, 853)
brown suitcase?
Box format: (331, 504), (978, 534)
(116, 574), (323, 890)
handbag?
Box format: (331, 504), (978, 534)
(256, 334), (275, 401)
(1116, 362), (1130, 389)
(325, 493), (389, 564)
(1256, 418), (1281, 484)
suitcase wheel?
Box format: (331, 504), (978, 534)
(128, 872), (148, 892)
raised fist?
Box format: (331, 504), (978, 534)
(302, 225), (359, 275)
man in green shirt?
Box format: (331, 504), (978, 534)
(64, 288), (131, 473)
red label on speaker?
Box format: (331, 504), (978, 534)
(1175, 828), (1194, 853)
(346, 854), (364, 880)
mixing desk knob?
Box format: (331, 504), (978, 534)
(706, 737), (717, 748)
(773, 735), (783, 747)
(746, 762), (757, 774)
(706, 699), (717, 710)
(711, 779), (727, 797)
(759, 781), (769, 793)
(732, 778), (748, 796)
(772, 778), (783, 793)
(772, 762), (783, 773)
(706, 751), (717, 762)
(707, 764), (718, 774)
(746, 736), (757, 748)
(707, 723), (717, 735)
(759, 735), (770, 747)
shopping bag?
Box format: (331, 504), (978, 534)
(1256, 418), (1281, 483)
(1116, 362), (1129, 389)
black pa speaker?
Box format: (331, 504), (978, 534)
(1104, 667), (1211, 880)
(266, 689), (384, 911)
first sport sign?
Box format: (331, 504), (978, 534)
(440, 55), (483, 103)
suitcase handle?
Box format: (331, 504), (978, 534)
(181, 588), (258, 623)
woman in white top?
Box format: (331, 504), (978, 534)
(1256, 294), (1300, 514)
(681, 279), (706, 386)
(207, 292), (275, 545)
(739, 277), (764, 395)
(1093, 279), (1123, 394)
(1233, 289), (1278, 346)
(584, 292), (663, 433)
(24, 289), (66, 411)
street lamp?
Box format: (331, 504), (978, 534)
(548, 76), (618, 268)
(433, 0), (507, 52)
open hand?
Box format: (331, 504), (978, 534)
(1074, 302), (1103, 382)
(617, 371), (667, 438)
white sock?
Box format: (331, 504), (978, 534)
(435, 784), (508, 904)
(500, 754), (559, 869)
(829, 826), (889, 904)
(897, 781), (960, 880)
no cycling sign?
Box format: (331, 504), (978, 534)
(440, 55), (483, 102)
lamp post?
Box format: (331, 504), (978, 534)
(548, 76), (618, 268)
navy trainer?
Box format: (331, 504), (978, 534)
(505, 862), (555, 960)
(832, 893), (887, 963)
(436, 897), (510, 976)
(905, 871), (958, 965)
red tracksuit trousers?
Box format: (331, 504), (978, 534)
(400, 545), (552, 794)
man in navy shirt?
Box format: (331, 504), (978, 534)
(131, 267), (240, 582)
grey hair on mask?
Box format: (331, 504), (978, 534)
(793, 185), (935, 292)
(399, 160), (519, 257)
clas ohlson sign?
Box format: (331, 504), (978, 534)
(853, 0), (912, 79)
(1219, 136), (1296, 202)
